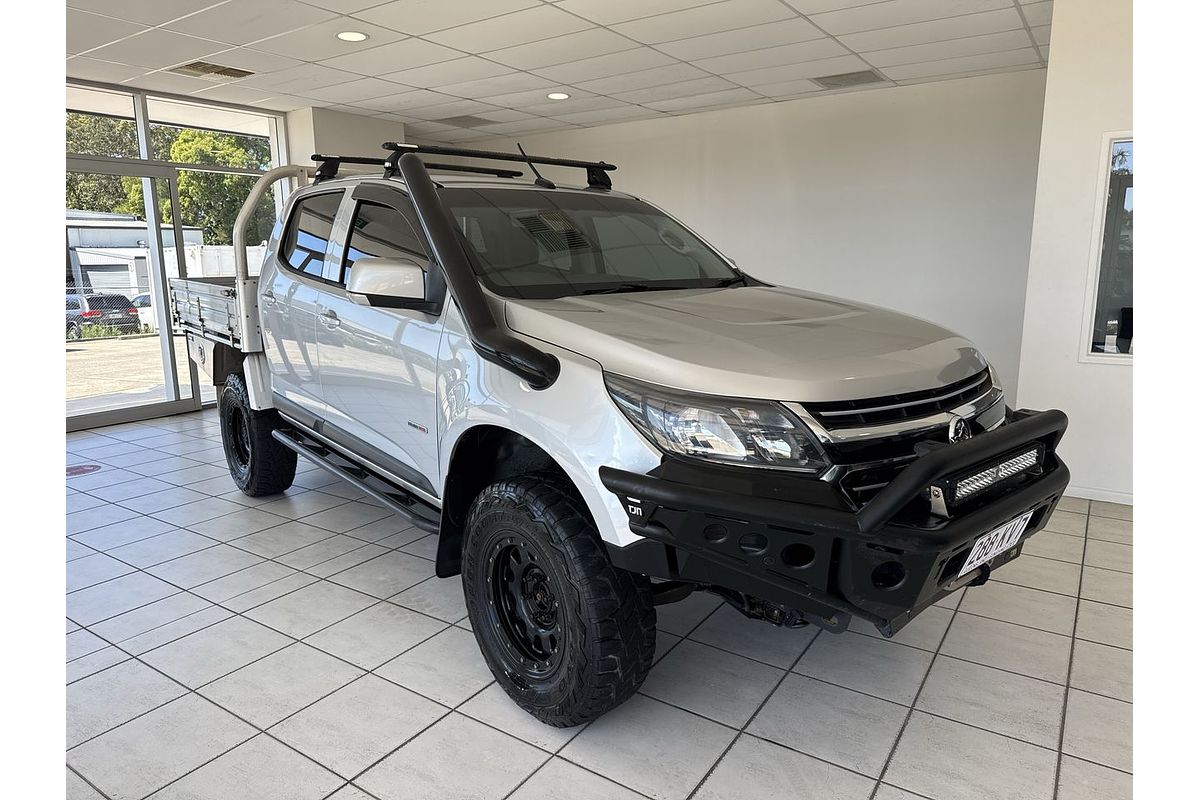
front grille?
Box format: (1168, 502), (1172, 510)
(804, 369), (992, 430)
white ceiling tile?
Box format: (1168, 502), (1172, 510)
(868, 29), (1034, 67)
(319, 38), (460, 75)
(485, 28), (636, 70)
(66, 57), (146, 84)
(121, 70), (222, 95)
(614, 0), (792, 45)
(255, 94), (314, 111)
(531, 48), (676, 84)
(67, 0), (222, 26)
(236, 62), (361, 91)
(425, 6), (591, 52)
(428, 128), (498, 143)
(522, 95), (626, 115)
(657, 17), (825, 61)
(893, 62), (1042, 86)
(695, 38), (849, 75)
(575, 62), (708, 95)
(304, 0), (385, 13)
(751, 77), (822, 97)
(87, 29), (228, 69)
(208, 47), (304, 75)
(556, 0), (723, 26)
(613, 76), (738, 104)
(354, 88), (458, 112)
(404, 120), (458, 134)
(551, 105), (665, 125)
(165, 0), (336, 46)
(190, 82), (281, 105)
(644, 86), (761, 112)
(402, 98), (498, 119)
(476, 87), (600, 109)
(437, 73), (556, 100)
(303, 77), (409, 103)
(1038, 44), (1049, 61)
(473, 118), (576, 135)
(251, 19), (407, 61)
(781, 1), (873, 12)
(1021, 2), (1053, 27)
(382, 57), (512, 89)
(67, 10), (147, 55)
(881, 46), (1040, 81)
(1030, 25), (1051, 47)
(726, 54), (869, 86)
(811, 0), (1013, 35)
(353, 0), (539, 36)
(839, 8), (1023, 52)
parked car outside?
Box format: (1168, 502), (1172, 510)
(131, 292), (157, 331)
(66, 293), (141, 338)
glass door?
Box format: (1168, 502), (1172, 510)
(66, 158), (199, 429)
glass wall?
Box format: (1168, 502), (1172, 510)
(66, 83), (284, 427)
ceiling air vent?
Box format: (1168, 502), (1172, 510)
(811, 69), (885, 90)
(168, 61), (254, 81)
(433, 115), (496, 129)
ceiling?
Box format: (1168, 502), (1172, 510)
(67, 0), (1053, 142)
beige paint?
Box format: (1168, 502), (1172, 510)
(467, 71), (1046, 395)
(286, 107), (402, 167)
(1016, 0), (1132, 502)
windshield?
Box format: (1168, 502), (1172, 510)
(437, 187), (740, 299)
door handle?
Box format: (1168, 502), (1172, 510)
(319, 309), (340, 328)
(261, 290), (276, 306)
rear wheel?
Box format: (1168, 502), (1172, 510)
(219, 372), (297, 496)
(462, 476), (656, 727)
(66, 321), (81, 340)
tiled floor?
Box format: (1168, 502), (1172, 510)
(65, 409), (1133, 800)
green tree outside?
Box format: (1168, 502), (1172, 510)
(66, 112), (275, 246)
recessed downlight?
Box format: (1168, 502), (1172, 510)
(546, 92), (570, 100)
(337, 31), (369, 42)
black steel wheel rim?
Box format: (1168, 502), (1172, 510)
(224, 403), (252, 470)
(488, 535), (563, 678)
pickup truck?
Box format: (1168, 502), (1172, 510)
(171, 141), (1070, 728)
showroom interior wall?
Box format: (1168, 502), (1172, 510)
(1016, 0), (1132, 503)
(450, 70), (1047, 395)
(287, 106), (404, 166)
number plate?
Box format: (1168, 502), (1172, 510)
(957, 511), (1034, 578)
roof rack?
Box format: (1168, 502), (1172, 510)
(382, 141), (616, 190)
(310, 153), (523, 183)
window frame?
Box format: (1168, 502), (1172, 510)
(276, 188), (347, 285)
(1079, 130), (1134, 364)
(338, 194), (431, 287)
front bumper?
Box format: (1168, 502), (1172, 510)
(599, 409), (1069, 636)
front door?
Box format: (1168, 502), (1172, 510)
(260, 189), (344, 420)
(314, 183), (443, 497)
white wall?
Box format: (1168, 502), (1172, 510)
(285, 107), (403, 166)
(1016, 0), (1132, 502)
(467, 70), (1046, 394)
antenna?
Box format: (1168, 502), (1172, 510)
(516, 142), (556, 190)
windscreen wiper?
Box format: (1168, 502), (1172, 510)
(714, 274), (747, 287)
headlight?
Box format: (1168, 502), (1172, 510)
(605, 374), (829, 473)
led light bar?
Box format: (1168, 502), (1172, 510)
(954, 448), (1040, 501)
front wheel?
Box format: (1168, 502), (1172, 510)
(462, 476), (656, 727)
(219, 372), (297, 496)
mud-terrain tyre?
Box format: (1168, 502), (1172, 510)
(462, 476), (656, 727)
(219, 372), (297, 497)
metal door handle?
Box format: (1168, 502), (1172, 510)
(261, 290), (276, 306)
(319, 309), (340, 328)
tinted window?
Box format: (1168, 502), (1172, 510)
(282, 191), (343, 278)
(342, 201), (428, 284)
(66, 297), (80, 311)
(87, 294), (135, 311)
(438, 188), (739, 299)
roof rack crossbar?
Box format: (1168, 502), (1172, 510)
(312, 153), (524, 182)
(383, 141), (615, 190)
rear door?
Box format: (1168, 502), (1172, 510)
(259, 188), (344, 421)
(313, 183), (443, 497)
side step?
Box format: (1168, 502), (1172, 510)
(272, 427), (441, 533)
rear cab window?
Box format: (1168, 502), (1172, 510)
(281, 190), (344, 279)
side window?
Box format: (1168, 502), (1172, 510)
(281, 191), (344, 279)
(341, 200), (429, 285)
(66, 297), (80, 311)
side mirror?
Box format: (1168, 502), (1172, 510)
(346, 256), (435, 311)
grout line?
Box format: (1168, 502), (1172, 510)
(1052, 503), (1092, 799)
